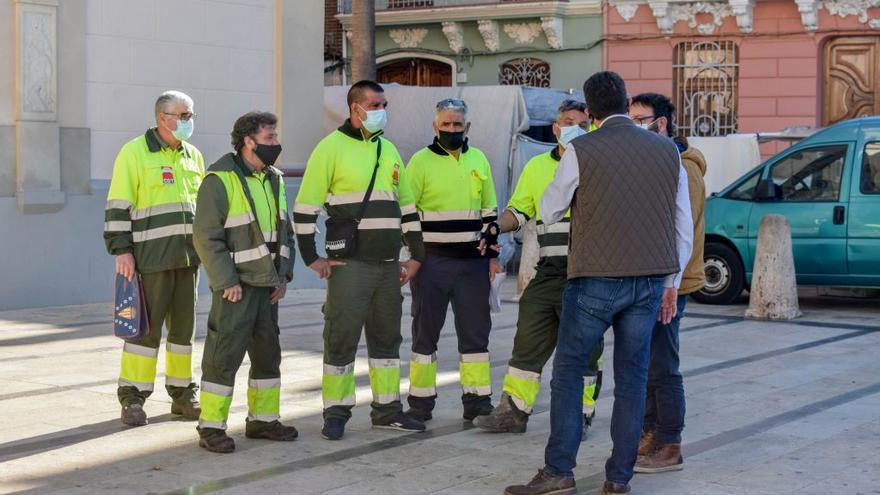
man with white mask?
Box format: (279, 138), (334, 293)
(474, 100), (604, 439)
(293, 80), (426, 441)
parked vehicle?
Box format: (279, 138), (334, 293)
(693, 117), (880, 304)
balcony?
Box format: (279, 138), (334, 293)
(337, 0), (567, 14)
(336, 0), (597, 26)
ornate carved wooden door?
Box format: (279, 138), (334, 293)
(377, 59), (452, 87)
(823, 37), (880, 126)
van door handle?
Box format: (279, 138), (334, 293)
(833, 206), (845, 225)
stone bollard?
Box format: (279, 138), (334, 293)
(514, 219), (539, 301)
(745, 214), (802, 320)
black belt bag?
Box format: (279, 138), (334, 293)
(325, 140), (381, 259)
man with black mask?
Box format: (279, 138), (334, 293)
(403, 98), (503, 424)
(192, 111), (298, 453)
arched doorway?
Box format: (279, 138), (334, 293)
(377, 57), (453, 87)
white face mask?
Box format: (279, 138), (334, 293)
(558, 125), (587, 146)
(638, 118), (660, 133)
(358, 105), (387, 133)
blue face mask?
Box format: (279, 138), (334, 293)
(172, 118), (194, 141)
(558, 125), (587, 146)
(359, 106), (387, 134)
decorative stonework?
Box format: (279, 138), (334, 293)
(345, 29), (353, 41)
(477, 19), (500, 52)
(540, 16), (564, 49)
(792, 0), (819, 29)
(388, 28), (428, 48)
(727, 0), (755, 32)
(821, 0), (880, 26)
(441, 21), (464, 54)
(503, 22), (542, 45)
(670, 2), (734, 35)
(17, 2), (57, 120)
(610, 0), (641, 21)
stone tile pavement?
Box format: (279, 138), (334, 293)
(1, 282), (879, 494)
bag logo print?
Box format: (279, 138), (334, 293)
(162, 166), (175, 185)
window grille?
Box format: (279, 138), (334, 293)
(499, 57), (551, 87)
(673, 41), (739, 136)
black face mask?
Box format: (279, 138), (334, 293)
(437, 130), (465, 151)
(254, 143), (282, 167)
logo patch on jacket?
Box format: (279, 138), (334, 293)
(162, 166), (175, 185)
(392, 163), (400, 186)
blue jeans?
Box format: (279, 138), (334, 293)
(544, 276), (663, 484)
(644, 294), (687, 445)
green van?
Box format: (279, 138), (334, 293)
(693, 117), (880, 304)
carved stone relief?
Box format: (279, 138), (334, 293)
(477, 19), (500, 52)
(18, 6), (57, 120)
(821, 0), (880, 27)
(540, 16), (564, 49)
(441, 21), (464, 54)
(669, 2), (734, 35)
(389, 28), (428, 48)
(610, 0), (641, 21)
(503, 22), (542, 45)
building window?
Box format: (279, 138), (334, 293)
(499, 57), (551, 87)
(673, 41), (739, 136)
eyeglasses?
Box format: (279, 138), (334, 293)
(163, 111), (196, 122)
(632, 115), (657, 124)
(436, 98), (467, 112)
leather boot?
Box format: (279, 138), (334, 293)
(198, 428), (235, 453)
(637, 429), (657, 457)
(634, 443), (684, 473)
(504, 469), (575, 495)
(245, 419), (299, 441)
(121, 404), (147, 427)
(473, 393), (528, 433)
(171, 398), (201, 420)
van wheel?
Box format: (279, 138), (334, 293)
(692, 242), (745, 305)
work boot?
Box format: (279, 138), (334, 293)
(245, 419), (298, 441)
(600, 481), (631, 494)
(637, 429), (657, 457)
(581, 412), (594, 442)
(405, 407), (432, 422)
(473, 393), (528, 433)
(321, 417), (346, 441)
(463, 401), (494, 422)
(372, 411), (426, 432)
(198, 428), (235, 454)
(121, 403), (148, 427)
(634, 443), (684, 473)
(171, 397), (201, 420)
(504, 469), (576, 495)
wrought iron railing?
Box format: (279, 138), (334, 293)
(673, 41), (739, 137)
(337, 0), (561, 14)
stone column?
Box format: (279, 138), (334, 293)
(13, 0), (64, 213)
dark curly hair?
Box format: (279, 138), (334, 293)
(583, 71), (628, 121)
(631, 92), (677, 137)
(231, 111), (277, 153)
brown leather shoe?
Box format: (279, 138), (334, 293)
(121, 404), (148, 427)
(171, 398), (201, 420)
(504, 469), (576, 495)
(601, 481), (631, 493)
(634, 443), (684, 473)
(637, 429), (656, 457)
(198, 429), (235, 454)
(245, 419), (299, 441)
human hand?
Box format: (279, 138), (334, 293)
(223, 284), (243, 303)
(399, 259), (421, 286)
(270, 283), (287, 304)
(489, 258), (504, 282)
(309, 258), (346, 279)
(116, 253), (136, 282)
(658, 287), (678, 325)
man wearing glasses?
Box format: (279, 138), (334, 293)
(475, 100), (604, 439)
(404, 98), (501, 424)
(104, 90), (205, 426)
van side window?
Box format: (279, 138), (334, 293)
(768, 145), (847, 202)
(861, 142), (880, 194)
(723, 170), (761, 200)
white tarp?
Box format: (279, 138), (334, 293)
(323, 84), (529, 210)
(688, 134), (763, 195)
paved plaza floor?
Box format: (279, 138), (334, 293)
(1, 281), (879, 494)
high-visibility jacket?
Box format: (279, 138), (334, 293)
(507, 147), (570, 273)
(293, 119), (424, 265)
(406, 139), (498, 258)
(104, 129), (205, 273)
(193, 153), (295, 291)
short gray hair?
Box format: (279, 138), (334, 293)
(155, 90), (194, 119)
(556, 99), (586, 122)
(434, 98), (468, 123)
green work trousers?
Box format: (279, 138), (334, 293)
(198, 284), (282, 431)
(321, 259), (403, 424)
(503, 268), (604, 415)
(118, 266), (198, 407)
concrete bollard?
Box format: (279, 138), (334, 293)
(514, 219), (539, 301)
(745, 214), (802, 320)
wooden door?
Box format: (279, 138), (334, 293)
(823, 37), (880, 126)
(377, 58), (452, 87)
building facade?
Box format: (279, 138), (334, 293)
(335, 0), (604, 90)
(0, 0), (324, 310)
(605, 0), (880, 155)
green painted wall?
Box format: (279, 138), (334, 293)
(352, 15), (603, 90)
